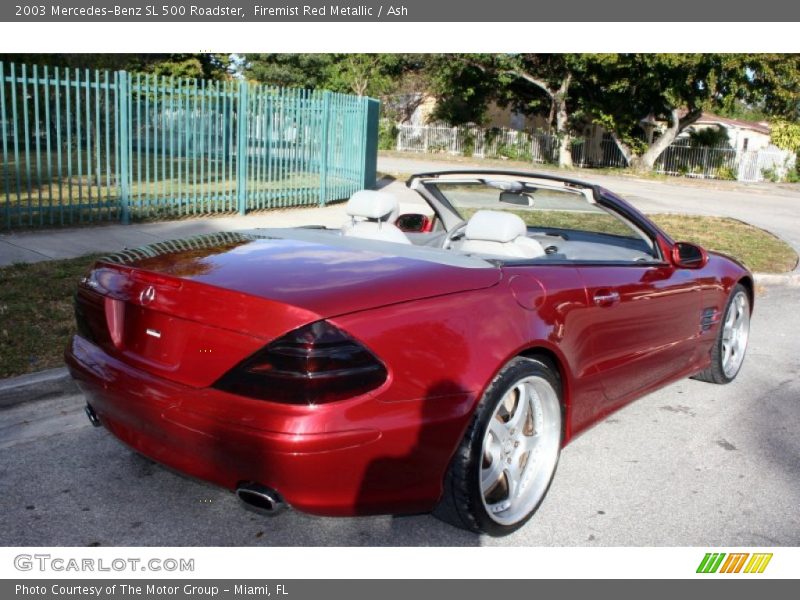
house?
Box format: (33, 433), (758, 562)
(680, 112), (772, 154)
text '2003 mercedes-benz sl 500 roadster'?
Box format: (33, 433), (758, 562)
(65, 170), (753, 535)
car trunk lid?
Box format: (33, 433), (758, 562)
(74, 231), (500, 387)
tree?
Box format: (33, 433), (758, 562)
(578, 54), (757, 171)
(770, 121), (800, 153)
(241, 54), (333, 89)
(689, 125), (730, 148)
(426, 54), (497, 124)
(744, 54), (800, 119)
(492, 55), (580, 167)
(0, 54), (232, 80)
(242, 54), (420, 97)
(323, 54), (410, 97)
(429, 54), (591, 167)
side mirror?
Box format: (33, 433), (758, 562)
(499, 191), (533, 207)
(672, 242), (708, 269)
(395, 213), (432, 233)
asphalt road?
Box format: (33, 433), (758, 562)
(1, 282), (797, 547)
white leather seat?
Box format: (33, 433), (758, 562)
(458, 210), (545, 259)
(341, 191), (411, 245)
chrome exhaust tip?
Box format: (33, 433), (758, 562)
(85, 404), (101, 428)
(236, 483), (286, 515)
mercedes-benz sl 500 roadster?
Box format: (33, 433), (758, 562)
(66, 170), (752, 535)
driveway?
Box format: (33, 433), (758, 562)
(1, 282), (797, 547)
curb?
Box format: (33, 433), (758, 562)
(754, 273), (800, 286)
(0, 367), (79, 409)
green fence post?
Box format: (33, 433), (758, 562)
(319, 91), (331, 206)
(118, 71), (131, 224)
(363, 97), (380, 190)
(236, 80), (249, 215)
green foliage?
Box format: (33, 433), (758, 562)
(689, 126), (731, 148)
(378, 120), (398, 151)
(770, 121), (800, 152)
(762, 166), (782, 183)
(716, 166), (737, 180)
(240, 54), (331, 88)
(242, 54), (420, 97)
(743, 54), (800, 119)
(324, 54), (404, 97)
(426, 54), (593, 129)
(0, 54), (231, 80)
(460, 130), (476, 157)
(715, 100), (769, 122)
(499, 145), (532, 162)
(426, 54), (496, 124)
(581, 55), (745, 140)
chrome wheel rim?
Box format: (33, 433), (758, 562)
(479, 375), (561, 526)
(721, 291), (750, 379)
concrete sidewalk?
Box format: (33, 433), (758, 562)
(0, 180), (425, 267)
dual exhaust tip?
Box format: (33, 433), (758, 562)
(85, 403), (285, 516)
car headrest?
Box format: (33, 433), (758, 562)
(346, 191), (399, 222)
(465, 210), (527, 243)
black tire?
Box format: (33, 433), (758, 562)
(692, 283), (751, 384)
(434, 357), (563, 536)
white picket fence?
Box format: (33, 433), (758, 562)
(654, 139), (739, 180)
(396, 123), (557, 163)
(737, 147), (797, 182)
(393, 122), (796, 182)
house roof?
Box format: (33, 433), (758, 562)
(684, 111), (770, 135)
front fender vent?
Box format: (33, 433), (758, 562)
(701, 307), (721, 333)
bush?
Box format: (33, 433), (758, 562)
(715, 166), (736, 181)
(461, 130), (476, 158)
(495, 144), (532, 162)
(689, 126), (730, 148)
(761, 166), (781, 183)
(378, 120), (398, 151)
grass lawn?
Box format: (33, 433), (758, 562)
(0, 254), (103, 378)
(0, 215), (796, 379)
(460, 207), (797, 274)
(649, 214), (798, 273)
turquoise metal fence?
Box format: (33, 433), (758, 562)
(0, 61), (379, 229)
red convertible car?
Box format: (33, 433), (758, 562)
(65, 170), (752, 535)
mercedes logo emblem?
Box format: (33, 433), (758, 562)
(139, 285), (157, 305)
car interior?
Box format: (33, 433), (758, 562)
(337, 181), (659, 264)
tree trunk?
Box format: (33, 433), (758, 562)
(637, 109), (680, 170)
(505, 69), (573, 168)
(554, 73), (573, 168)
(556, 98), (573, 168)
(352, 79), (368, 97)
(636, 108), (703, 171)
(609, 131), (634, 166)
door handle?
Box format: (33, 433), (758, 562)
(593, 290), (620, 306)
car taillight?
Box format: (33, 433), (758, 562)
(213, 321), (387, 405)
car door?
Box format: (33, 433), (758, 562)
(578, 263), (701, 408)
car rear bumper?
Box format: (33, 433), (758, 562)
(65, 335), (474, 516)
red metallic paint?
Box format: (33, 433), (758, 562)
(65, 177), (753, 518)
